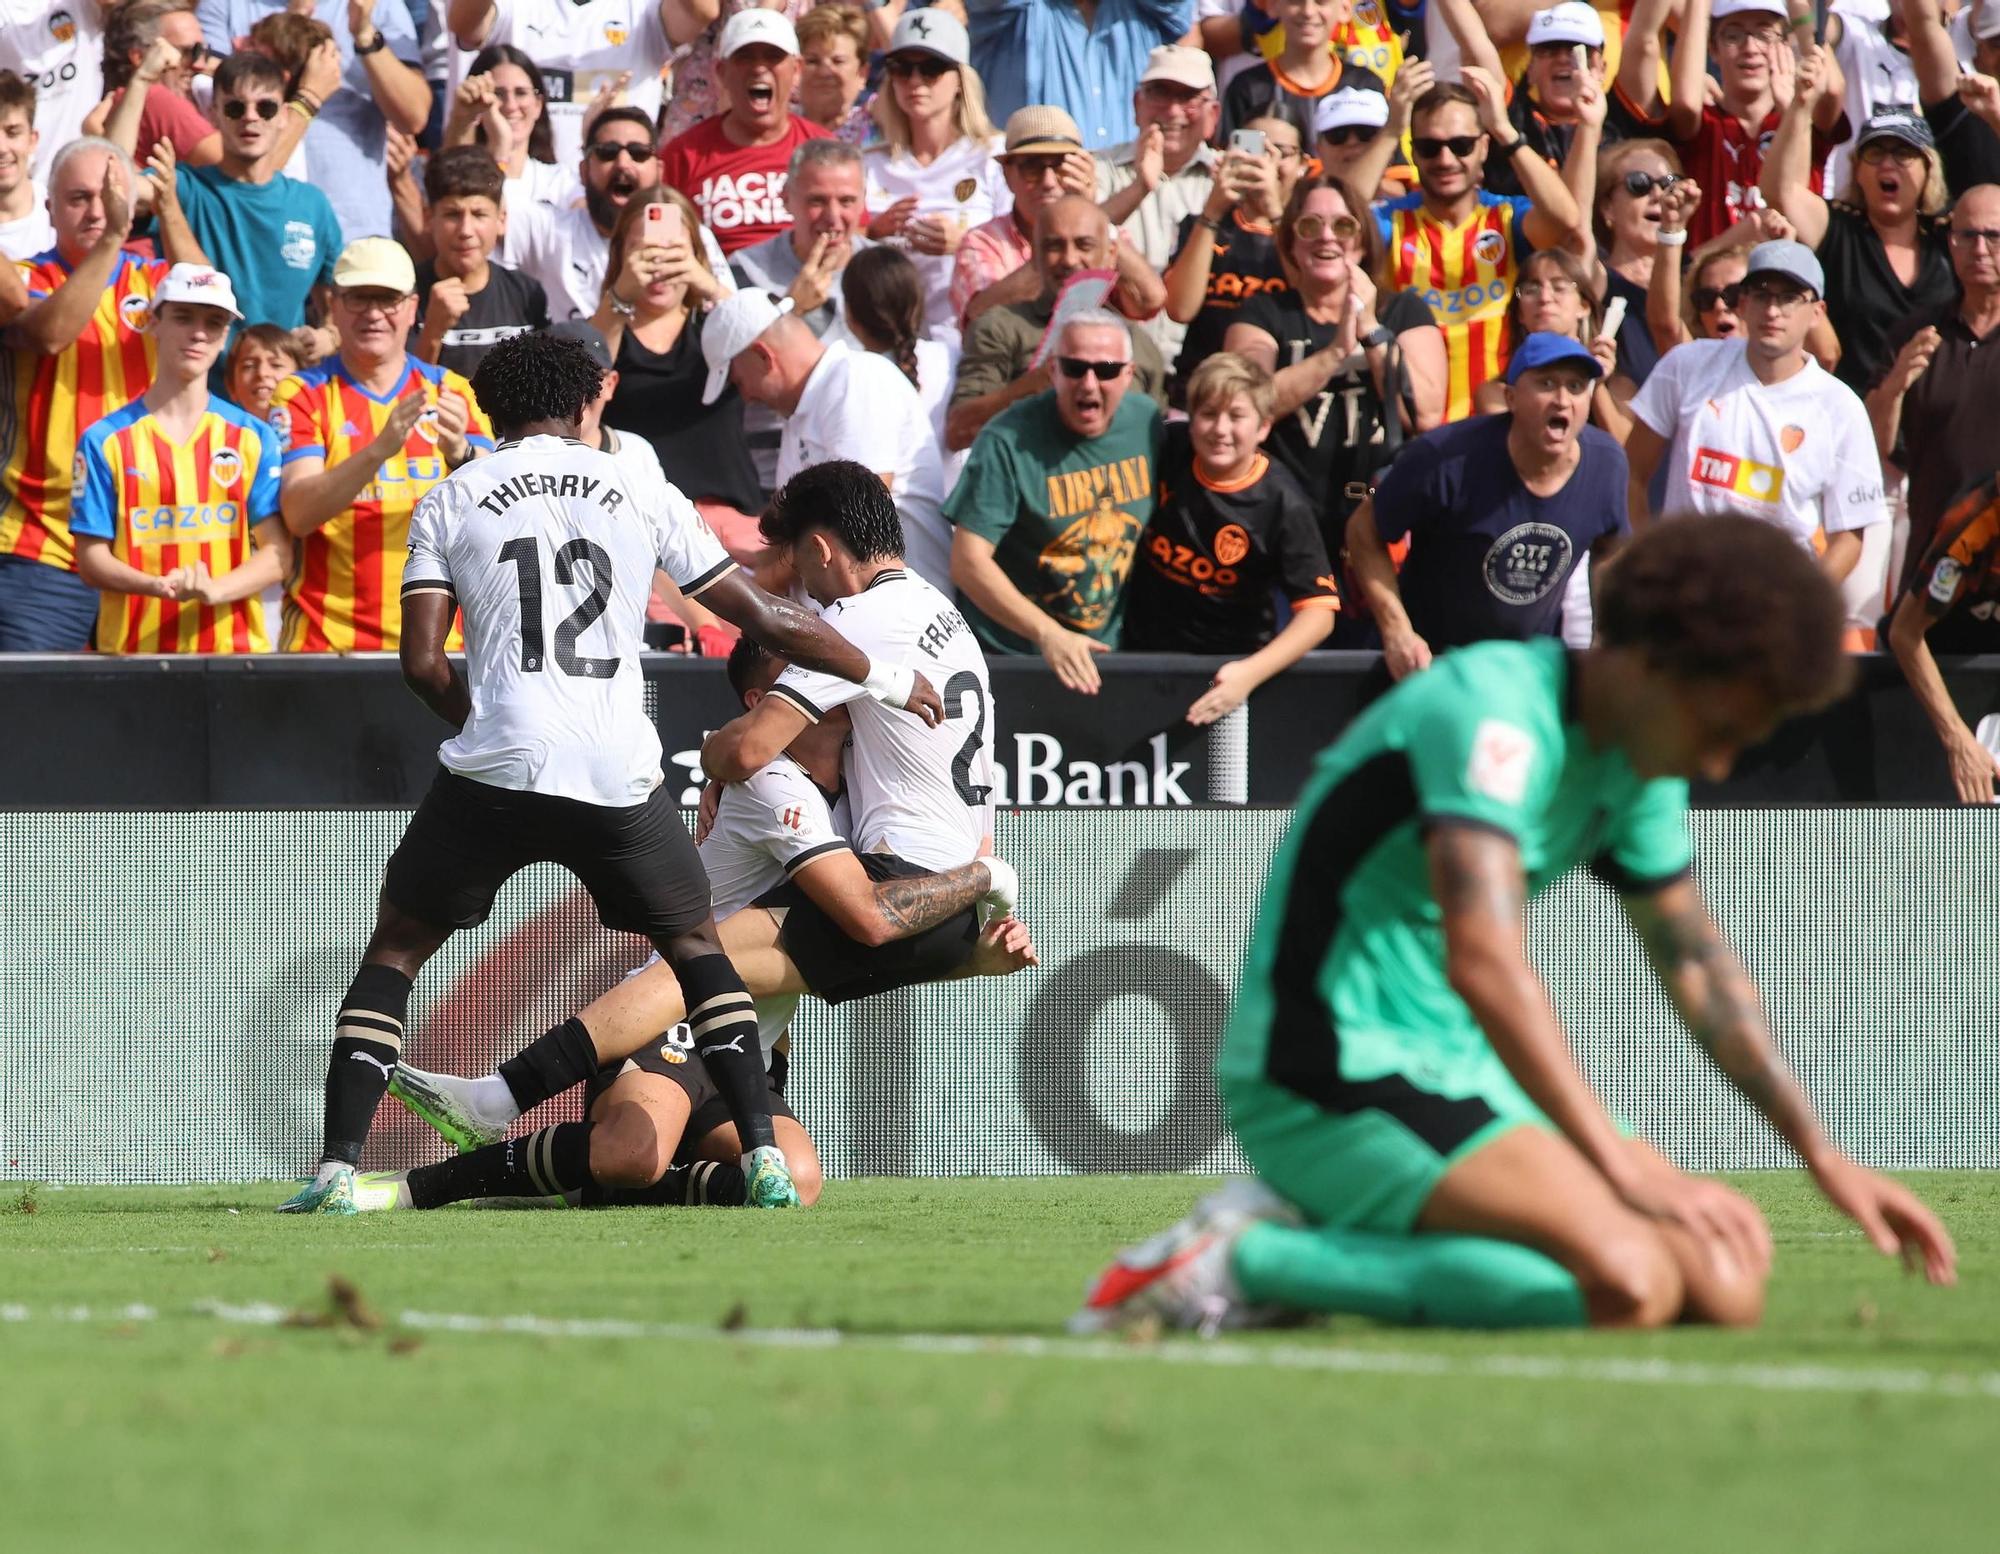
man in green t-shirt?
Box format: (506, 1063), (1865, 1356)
(1076, 515), (1957, 1335)
(944, 310), (1163, 695)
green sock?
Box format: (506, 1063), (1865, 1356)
(1231, 1222), (1587, 1329)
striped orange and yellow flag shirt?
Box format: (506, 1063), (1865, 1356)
(270, 358), (492, 652)
(1377, 191), (1534, 422)
(0, 248), (168, 572)
(70, 396), (283, 653)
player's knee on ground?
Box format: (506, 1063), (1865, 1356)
(786, 1148), (823, 1207)
(1575, 1230), (1684, 1328)
(588, 1104), (677, 1189)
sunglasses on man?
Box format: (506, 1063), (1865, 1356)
(1057, 357), (1129, 381)
(587, 140), (653, 163)
(222, 98), (281, 120)
(1411, 134), (1481, 160)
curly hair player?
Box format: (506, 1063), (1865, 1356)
(278, 330), (945, 1215)
(1076, 514), (1957, 1335)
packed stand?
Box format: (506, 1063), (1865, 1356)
(4, 0), (2000, 784)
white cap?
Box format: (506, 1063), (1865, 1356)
(719, 8), (798, 58)
(1313, 88), (1390, 136)
(149, 262), (243, 319)
(1524, 1), (1607, 47)
(1710, 0), (1789, 20)
(888, 8), (970, 66)
(1973, 1), (2000, 41)
(701, 289), (794, 404)
(1137, 44), (1216, 93)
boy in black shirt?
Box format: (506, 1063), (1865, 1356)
(1122, 353), (1339, 722)
(413, 147), (551, 381)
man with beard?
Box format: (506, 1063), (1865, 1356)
(1347, 333), (1629, 682)
(660, 9), (829, 256)
(946, 311), (1162, 693)
(947, 195), (1167, 451)
(505, 104), (662, 322)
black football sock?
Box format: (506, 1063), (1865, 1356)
(578, 1161), (749, 1208)
(675, 954), (775, 1153)
(406, 1123), (594, 1209)
(322, 963), (413, 1167)
(496, 1015), (600, 1113)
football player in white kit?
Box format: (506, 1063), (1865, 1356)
(378, 460), (1018, 1202)
(362, 634), (1035, 1211)
(278, 331), (945, 1216)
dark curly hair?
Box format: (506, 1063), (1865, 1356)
(1596, 514), (1855, 711)
(761, 460), (906, 564)
(469, 330), (604, 438)
(726, 635), (784, 705)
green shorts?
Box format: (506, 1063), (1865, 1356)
(1223, 1033), (1553, 1233)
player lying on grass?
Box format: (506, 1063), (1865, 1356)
(373, 463), (1024, 1207)
(278, 333), (948, 1217)
(1076, 514), (1957, 1335)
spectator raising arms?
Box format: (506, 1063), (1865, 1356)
(1592, 137), (1683, 397)
(95, 1), (222, 170)
(441, 45), (570, 211)
(197, 0), (431, 243)
(413, 145), (551, 379)
(864, 9), (1007, 347)
(1903, 0), (2000, 196)
(0, 72), (56, 260)
(1626, 240), (1887, 587)
(1348, 333), (1629, 679)
(0, 139), (164, 652)
(595, 190), (764, 524)
(1121, 352), (1339, 719)
(73, 265), (290, 653)
(446, 0), (685, 166)
(1220, 0), (1386, 146)
(945, 310), (1164, 688)
(271, 238), (493, 651)
(969, 0), (1196, 147)
(169, 51), (341, 334)
(659, 9), (831, 256)
(796, 4), (875, 146)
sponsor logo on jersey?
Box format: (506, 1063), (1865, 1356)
(1930, 555), (1964, 603)
(1692, 446), (1784, 503)
(779, 804), (804, 831)
(209, 446), (243, 489)
(119, 291), (151, 331)
(269, 404), (291, 439)
(1467, 719), (1534, 806)
(130, 502), (242, 541)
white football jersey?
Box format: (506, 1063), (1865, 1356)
(403, 435), (734, 806)
(769, 568), (994, 871)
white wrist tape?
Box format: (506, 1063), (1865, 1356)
(863, 659), (916, 708)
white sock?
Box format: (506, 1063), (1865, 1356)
(468, 1073), (523, 1126)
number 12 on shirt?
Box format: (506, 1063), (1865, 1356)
(497, 535), (621, 678)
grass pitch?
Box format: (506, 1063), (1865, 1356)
(4, 1172), (1996, 1554)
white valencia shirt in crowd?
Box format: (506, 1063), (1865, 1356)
(0, 0), (103, 183)
(1629, 337), (1889, 551)
(479, 0), (672, 167)
(768, 568), (994, 871)
(774, 340), (954, 592)
(402, 434), (734, 805)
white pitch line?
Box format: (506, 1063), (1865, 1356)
(6, 1300), (1992, 1402)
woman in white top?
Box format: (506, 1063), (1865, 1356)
(861, 8), (1009, 347)
(840, 245), (966, 491)
(443, 45), (575, 210)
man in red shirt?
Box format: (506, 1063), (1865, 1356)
(1662, 0), (1848, 246)
(658, 9), (829, 254)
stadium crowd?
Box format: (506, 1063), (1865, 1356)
(6, 0), (2000, 789)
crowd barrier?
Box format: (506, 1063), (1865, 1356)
(4, 656), (1996, 1183)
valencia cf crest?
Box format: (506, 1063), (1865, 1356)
(1213, 524), (1250, 566)
(209, 446), (243, 489)
(415, 407), (441, 444)
(1474, 229), (1507, 266)
(119, 292), (151, 331)
(604, 22), (628, 45)
(658, 1041), (687, 1066)
(49, 8), (76, 43)
(953, 177), (977, 202)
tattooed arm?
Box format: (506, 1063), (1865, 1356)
(794, 850), (1000, 948)
(1428, 824), (1638, 1188)
(1623, 876), (1959, 1282)
(1624, 876), (1827, 1160)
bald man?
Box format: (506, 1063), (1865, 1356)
(947, 194), (1169, 451)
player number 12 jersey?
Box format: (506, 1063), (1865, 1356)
(402, 435), (734, 806)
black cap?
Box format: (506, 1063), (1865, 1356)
(547, 320), (613, 372)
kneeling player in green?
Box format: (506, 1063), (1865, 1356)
(1075, 515), (1957, 1334)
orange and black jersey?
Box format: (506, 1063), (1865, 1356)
(1121, 423), (1339, 656)
(1481, 78), (1658, 198)
(1166, 210), (1287, 409)
(1220, 54), (1386, 149)
(1906, 475), (2000, 653)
